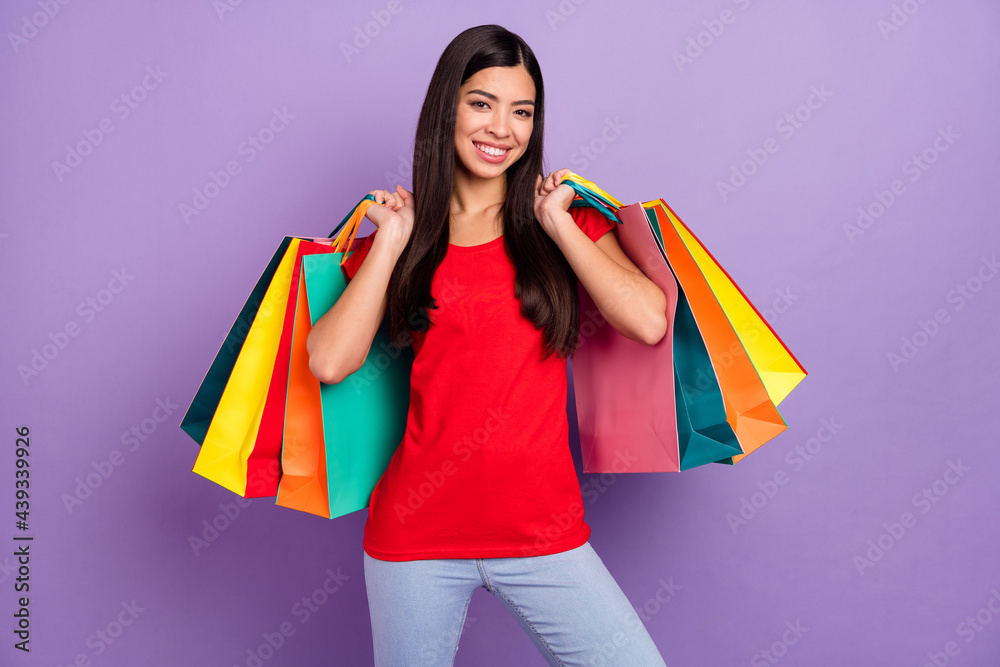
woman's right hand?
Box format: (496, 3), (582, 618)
(366, 185), (415, 252)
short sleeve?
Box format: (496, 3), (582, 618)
(340, 230), (377, 281)
(340, 230), (393, 293)
(569, 205), (616, 243)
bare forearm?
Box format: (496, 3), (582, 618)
(306, 233), (403, 383)
(549, 212), (667, 344)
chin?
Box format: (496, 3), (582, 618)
(459, 150), (523, 181)
(473, 164), (509, 181)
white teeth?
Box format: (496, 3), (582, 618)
(475, 142), (507, 157)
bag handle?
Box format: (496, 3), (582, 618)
(561, 172), (624, 223)
(327, 194), (376, 263)
(326, 173), (622, 262)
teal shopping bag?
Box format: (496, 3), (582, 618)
(671, 287), (743, 468)
(301, 253), (413, 519)
(640, 205), (742, 468)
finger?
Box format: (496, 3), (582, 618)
(539, 172), (552, 193)
(364, 201), (389, 227)
(396, 184), (414, 206)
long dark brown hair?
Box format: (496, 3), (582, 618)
(387, 24), (580, 359)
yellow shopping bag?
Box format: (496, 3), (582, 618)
(191, 238), (302, 494)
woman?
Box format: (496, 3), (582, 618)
(307, 24), (669, 667)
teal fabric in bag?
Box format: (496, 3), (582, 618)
(301, 253), (413, 519)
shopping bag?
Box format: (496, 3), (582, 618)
(190, 238), (302, 495)
(301, 253), (413, 519)
(571, 200), (681, 472)
(655, 201), (806, 462)
(660, 201), (807, 408)
(184, 194), (378, 499)
(572, 201), (742, 473)
(563, 172), (804, 469)
(245, 198), (379, 497)
(275, 262), (333, 517)
(248, 239), (336, 498)
(180, 237), (293, 446)
(645, 201), (788, 458)
(670, 272), (744, 467)
(627, 201), (744, 468)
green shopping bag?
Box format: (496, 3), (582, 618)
(300, 253), (413, 519)
(627, 201), (742, 469)
(672, 286), (743, 468)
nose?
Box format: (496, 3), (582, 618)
(486, 110), (511, 138)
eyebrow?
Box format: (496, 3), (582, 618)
(465, 89), (535, 106)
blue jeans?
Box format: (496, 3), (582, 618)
(363, 541), (667, 666)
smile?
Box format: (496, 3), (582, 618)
(474, 142), (508, 157)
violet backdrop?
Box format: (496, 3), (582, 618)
(2, 0), (999, 665)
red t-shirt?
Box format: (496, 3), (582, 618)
(341, 206), (615, 561)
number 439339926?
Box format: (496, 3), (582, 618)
(15, 426), (30, 531)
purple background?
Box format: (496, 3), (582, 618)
(3, 1), (999, 665)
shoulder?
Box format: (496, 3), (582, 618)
(569, 206), (615, 243)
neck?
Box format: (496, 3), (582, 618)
(450, 165), (506, 218)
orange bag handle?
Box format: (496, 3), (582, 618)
(329, 196), (376, 262)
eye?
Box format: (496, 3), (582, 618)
(515, 109), (532, 118)
(471, 100), (489, 109)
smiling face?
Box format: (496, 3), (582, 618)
(453, 65), (536, 181)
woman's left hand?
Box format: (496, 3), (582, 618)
(534, 168), (576, 238)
